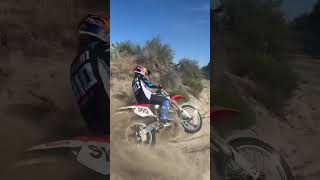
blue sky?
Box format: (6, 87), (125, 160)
(282, 0), (318, 20)
(211, 0), (318, 20)
(111, 0), (210, 67)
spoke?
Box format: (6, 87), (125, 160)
(253, 151), (256, 170)
(191, 111), (197, 121)
(225, 147), (284, 180)
(185, 123), (195, 130)
(262, 153), (265, 174)
(225, 163), (243, 180)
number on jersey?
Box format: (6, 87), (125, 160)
(72, 51), (97, 100)
(133, 79), (141, 93)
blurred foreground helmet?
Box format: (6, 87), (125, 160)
(78, 14), (109, 43)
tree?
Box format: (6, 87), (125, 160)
(292, 0), (320, 55)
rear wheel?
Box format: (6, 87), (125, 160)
(224, 137), (294, 180)
(180, 105), (202, 133)
(125, 122), (156, 146)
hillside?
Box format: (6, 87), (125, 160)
(211, 55), (320, 180)
(110, 56), (210, 180)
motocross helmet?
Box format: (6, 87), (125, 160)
(78, 14), (109, 44)
(134, 65), (151, 77)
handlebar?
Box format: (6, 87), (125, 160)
(156, 88), (170, 97)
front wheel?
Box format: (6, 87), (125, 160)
(125, 122), (156, 146)
(224, 137), (294, 180)
(180, 105), (202, 134)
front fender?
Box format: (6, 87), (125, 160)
(171, 95), (184, 102)
(211, 106), (240, 122)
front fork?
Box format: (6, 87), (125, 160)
(172, 101), (192, 119)
(212, 134), (261, 179)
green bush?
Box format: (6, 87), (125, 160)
(219, 0), (298, 113)
(201, 61), (211, 80)
(111, 36), (175, 66)
(143, 35), (174, 64)
(182, 78), (203, 98)
(112, 37), (205, 99)
(212, 78), (256, 135)
(178, 58), (203, 79)
(159, 69), (181, 90)
(111, 40), (141, 60)
(230, 54), (298, 113)
(178, 58), (204, 97)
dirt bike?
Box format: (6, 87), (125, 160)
(14, 136), (109, 178)
(116, 88), (202, 146)
(211, 106), (294, 180)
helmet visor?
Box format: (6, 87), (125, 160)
(79, 22), (109, 43)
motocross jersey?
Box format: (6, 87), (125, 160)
(70, 41), (110, 135)
(132, 73), (158, 103)
(132, 73), (170, 120)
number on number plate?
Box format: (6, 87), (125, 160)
(88, 145), (110, 162)
(137, 107), (149, 115)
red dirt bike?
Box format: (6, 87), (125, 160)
(211, 106), (294, 180)
(14, 136), (109, 177)
(116, 88), (203, 146)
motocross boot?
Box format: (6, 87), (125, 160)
(159, 118), (173, 127)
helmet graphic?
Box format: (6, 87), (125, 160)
(78, 14), (109, 43)
(134, 65), (151, 76)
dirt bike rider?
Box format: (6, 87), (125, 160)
(132, 65), (172, 126)
(70, 14), (110, 136)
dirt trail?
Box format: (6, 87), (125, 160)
(248, 56), (320, 180)
(110, 71), (210, 180)
(281, 56), (320, 180)
(212, 55), (320, 180)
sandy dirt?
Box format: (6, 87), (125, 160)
(0, 1), (107, 179)
(0, 48), (93, 180)
(110, 61), (210, 180)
